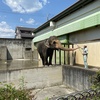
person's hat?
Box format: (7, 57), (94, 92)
(84, 45), (87, 47)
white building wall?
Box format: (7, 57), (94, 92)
(69, 26), (100, 67)
(73, 41), (100, 67)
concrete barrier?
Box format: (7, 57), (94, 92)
(62, 65), (96, 91)
(0, 46), (7, 60)
(0, 38), (32, 60)
(0, 63), (97, 91)
(0, 66), (62, 89)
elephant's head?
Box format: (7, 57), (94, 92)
(45, 36), (73, 51)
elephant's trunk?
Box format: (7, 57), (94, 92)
(59, 45), (77, 51)
(50, 38), (79, 51)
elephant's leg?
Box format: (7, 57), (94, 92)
(48, 50), (53, 65)
(43, 56), (49, 66)
(38, 52), (46, 66)
(42, 52), (49, 66)
(39, 54), (45, 65)
(41, 56), (47, 66)
(45, 57), (49, 65)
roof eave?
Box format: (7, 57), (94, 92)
(33, 0), (95, 33)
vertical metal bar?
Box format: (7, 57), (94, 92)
(72, 44), (74, 65)
(64, 44), (66, 64)
(55, 50), (56, 65)
(67, 34), (70, 65)
(59, 49), (61, 65)
(68, 44), (70, 65)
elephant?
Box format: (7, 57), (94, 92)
(36, 36), (79, 66)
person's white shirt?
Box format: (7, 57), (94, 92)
(83, 46), (88, 55)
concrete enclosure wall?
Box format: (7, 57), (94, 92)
(62, 65), (96, 91)
(0, 38), (32, 60)
(0, 65), (96, 91)
(0, 46), (7, 60)
(0, 66), (62, 89)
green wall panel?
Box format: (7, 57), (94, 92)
(58, 35), (68, 43)
(55, 12), (100, 36)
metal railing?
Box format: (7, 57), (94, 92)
(54, 89), (100, 100)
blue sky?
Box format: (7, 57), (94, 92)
(0, 0), (77, 38)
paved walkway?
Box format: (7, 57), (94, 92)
(31, 85), (76, 100)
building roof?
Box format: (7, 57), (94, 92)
(20, 33), (34, 38)
(15, 26), (35, 39)
(15, 26), (35, 33)
(33, 0), (95, 33)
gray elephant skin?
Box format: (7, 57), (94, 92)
(36, 36), (77, 66)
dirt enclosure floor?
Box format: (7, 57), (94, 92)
(30, 85), (76, 100)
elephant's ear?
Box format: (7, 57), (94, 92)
(45, 39), (50, 48)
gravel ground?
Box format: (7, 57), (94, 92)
(30, 85), (76, 100)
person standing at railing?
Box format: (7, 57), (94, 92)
(82, 45), (88, 68)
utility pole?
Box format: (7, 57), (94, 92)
(46, 13), (50, 21)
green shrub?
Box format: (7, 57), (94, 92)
(91, 70), (100, 89)
(0, 77), (32, 100)
(87, 70), (100, 100)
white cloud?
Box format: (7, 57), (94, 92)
(26, 18), (35, 25)
(0, 15), (7, 19)
(20, 18), (24, 22)
(3, 0), (49, 13)
(0, 21), (15, 38)
(20, 18), (35, 25)
(42, 0), (49, 5)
